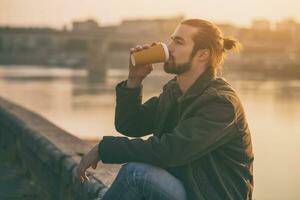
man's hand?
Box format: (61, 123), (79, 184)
(127, 43), (158, 88)
(76, 144), (100, 183)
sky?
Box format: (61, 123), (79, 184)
(0, 0), (300, 29)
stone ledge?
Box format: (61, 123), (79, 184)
(0, 96), (121, 199)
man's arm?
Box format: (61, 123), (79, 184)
(114, 43), (161, 137)
(99, 95), (237, 168)
(114, 80), (159, 137)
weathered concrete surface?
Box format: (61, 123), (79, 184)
(0, 147), (41, 199)
(0, 96), (121, 199)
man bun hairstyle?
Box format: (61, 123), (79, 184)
(181, 19), (241, 76)
(223, 37), (241, 51)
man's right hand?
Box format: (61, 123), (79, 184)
(127, 43), (158, 88)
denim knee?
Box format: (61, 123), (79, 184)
(119, 162), (148, 182)
(118, 162), (187, 200)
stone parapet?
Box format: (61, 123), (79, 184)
(0, 97), (120, 199)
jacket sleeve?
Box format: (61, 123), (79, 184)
(114, 80), (159, 137)
(99, 95), (237, 168)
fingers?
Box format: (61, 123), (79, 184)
(80, 176), (84, 183)
(130, 43), (158, 53)
(77, 161), (98, 183)
(76, 166), (84, 183)
(151, 42), (159, 46)
(77, 166), (90, 183)
(130, 45), (145, 53)
(142, 44), (151, 49)
(79, 172), (89, 183)
(82, 173), (89, 182)
(76, 158), (90, 183)
(130, 45), (141, 53)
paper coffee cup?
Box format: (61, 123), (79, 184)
(130, 42), (169, 66)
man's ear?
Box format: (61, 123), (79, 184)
(197, 49), (210, 62)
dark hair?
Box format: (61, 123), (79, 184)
(181, 19), (241, 75)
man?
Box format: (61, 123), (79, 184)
(77, 19), (254, 200)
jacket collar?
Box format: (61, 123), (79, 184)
(167, 67), (216, 103)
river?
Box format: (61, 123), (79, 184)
(0, 65), (299, 199)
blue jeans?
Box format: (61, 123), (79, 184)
(101, 162), (187, 200)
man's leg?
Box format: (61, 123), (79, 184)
(101, 162), (187, 200)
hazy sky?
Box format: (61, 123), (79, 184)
(1, 0), (299, 28)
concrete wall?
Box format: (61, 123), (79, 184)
(0, 97), (121, 199)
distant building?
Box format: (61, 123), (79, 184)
(115, 15), (184, 43)
(276, 18), (300, 49)
(251, 19), (271, 31)
(72, 19), (100, 33)
(276, 18), (298, 31)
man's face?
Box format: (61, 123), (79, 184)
(164, 24), (198, 74)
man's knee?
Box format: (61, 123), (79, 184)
(118, 162), (187, 200)
(119, 162), (161, 183)
(120, 162), (155, 175)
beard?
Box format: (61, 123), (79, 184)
(163, 55), (193, 75)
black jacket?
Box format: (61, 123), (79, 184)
(98, 68), (254, 200)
